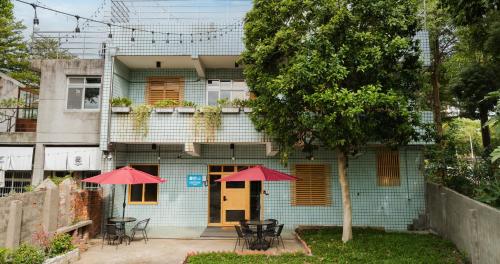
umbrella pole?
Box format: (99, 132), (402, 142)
(122, 184), (127, 218)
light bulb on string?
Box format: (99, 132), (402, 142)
(179, 34), (183, 44)
(107, 23), (112, 39)
(166, 33), (170, 44)
(190, 34), (193, 43)
(131, 28), (135, 42)
(151, 31), (155, 44)
(32, 4), (39, 32)
(74, 16), (80, 33)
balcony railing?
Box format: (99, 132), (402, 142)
(109, 108), (268, 144)
(0, 107), (38, 133)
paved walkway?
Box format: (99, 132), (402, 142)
(76, 237), (306, 264)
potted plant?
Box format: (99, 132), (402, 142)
(154, 99), (178, 113)
(218, 99), (240, 113)
(177, 101), (197, 113)
(111, 97), (132, 113)
(131, 104), (152, 137)
(232, 98), (252, 113)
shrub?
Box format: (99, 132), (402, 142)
(48, 234), (74, 258)
(111, 97), (132, 107)
(475, 180), (500, 208)
(180, 101), (197, 107)
(11, 244), (44, 264)
(154, 99), (178, 108)
(0, 248), (11, 264)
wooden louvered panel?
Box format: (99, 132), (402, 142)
(146, 77), (184, 105)
(376, 149), (400, 186)
(291, 164), (331, 206)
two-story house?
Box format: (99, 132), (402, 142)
(95, 23), (431, 235)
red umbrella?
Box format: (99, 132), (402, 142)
(216, 165), (297, 182)
(82, 166), (166, 218)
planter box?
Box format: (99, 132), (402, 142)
(177, 107), (196, 113)
(243, 107), (252, 113)
(43, 249), (79, 264)
(221, 107), (240, 113)
(111, 107), (130, 113)
(155, 107), (175, 114)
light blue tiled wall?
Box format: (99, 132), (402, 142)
(110, 144), (425, 230)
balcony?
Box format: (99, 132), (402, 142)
(0, 107), (38, 143)
(109, 107), (269, 145)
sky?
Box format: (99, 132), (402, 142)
(13, 0), (252, 38)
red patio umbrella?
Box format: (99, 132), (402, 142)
(216, 165), (297, 182)
(82, 166), (166, 218)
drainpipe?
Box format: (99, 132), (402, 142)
(106, 55), (116, 150)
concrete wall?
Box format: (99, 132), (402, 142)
(427, 182), (500, 264)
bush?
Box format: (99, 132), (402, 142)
(154, 99), (178, 108)
(48, 233), (74, 258)
(11, 244), (44, 264)
(475, 180), (500, 208)
(111, 97), (132, 107)
(0, 248), (11, 264)
(180, 101), (197, 107)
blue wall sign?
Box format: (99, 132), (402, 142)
(187, 174), (204, 187)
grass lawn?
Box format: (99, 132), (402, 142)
(187, 227), (465, 264)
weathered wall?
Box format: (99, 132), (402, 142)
(0, 191), (45, 247)
(74, 190), (103, 237)
(427, 182), (500, 264)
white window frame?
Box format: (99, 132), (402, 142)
(66, 76), (102, 111)
(206, 79), (248, 106)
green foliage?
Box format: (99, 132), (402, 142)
(0, 98), (25, 108)
(180, 101), (197, 107)
(48, 234), (74, 258)
(29, 38), (75, 60)
(0, 248), (11, 264)
(242, 0), (424, 161)
(217, 98), (250, 108)
(0, 0), (39, 86)
(474, 180), (500, 208)
(110, 97), (132, 107)
(22, 185), (34, 192)
(131, 104), (152, 137)
(188, 228), (463, 264)
(11, 244), (44, 264)
(194, 105), (222, 141)
(49, 175), (72, 186)
(154, 99), (178, 108)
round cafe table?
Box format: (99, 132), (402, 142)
(246, 220), (273, 250)
(109, 217), (137, 244)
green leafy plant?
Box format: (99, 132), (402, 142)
(231, 98), (250, 108)
(180, 101), (197, 107)
(11, 244), (44, 264)
(0, 248), (11, 264)
(0, 98), (25, 108)
(49, 174), (72, 186)
(154, 99), (178, 108)
(48, 234), (74, 258)
(474, 180), (500, 208)
(110, 97), (132, 107)
(131, 104), (152, 137)
(194, 105), (222, 142)
(23, 185), (34, 192)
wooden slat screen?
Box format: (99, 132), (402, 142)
(146, 77), (184, 105)
(376, 149), (400, 186)
(291, 164), (331, 206)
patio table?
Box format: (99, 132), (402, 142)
(109, 217), (137, 244)
(246, 220), (273, 250)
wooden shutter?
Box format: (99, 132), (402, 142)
(146, 77), (184, 105)
(291, 164), (331, 206)
(376, 149), (400, 186)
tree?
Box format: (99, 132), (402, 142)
(242, 0), (423, 242)
(30, 38), (75, 59)
(0, 0), (38, 85)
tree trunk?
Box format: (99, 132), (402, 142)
(431, 37), (443, 138)
(337, 152), (352, 242)
(479, 106), (491, 149)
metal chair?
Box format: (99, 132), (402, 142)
(234, 225), (253, 251)
(264, 219), (277, 236)
(266, 224), (285, 249)
(102, 224), (120, 248)
(130, 218), (150, 243)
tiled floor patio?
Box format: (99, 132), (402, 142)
(76, 228), (305, 264)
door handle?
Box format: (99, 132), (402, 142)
(223, 196), (227, 201)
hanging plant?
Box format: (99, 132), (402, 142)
(131, 104), (152, 137)
(194, 105), (222, 142)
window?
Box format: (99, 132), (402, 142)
(146, 77), (184, 105)
(66, 77), (101, 110)
(291, 164), (331, 206)
(376, 149), (400, 186)
(128, 165), (159, 204)
(206, 79), (248, 105)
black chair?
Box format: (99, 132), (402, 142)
(130, 218), (150, 243)
(264, 219), (277, 236)
(239, 220), (255, 235)
(266, 224), (285, 249)
(102, 224), (121, 248)
(234, 225), (253, 251)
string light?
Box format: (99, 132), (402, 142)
(74, 16), (80, 33)
(190, 33), (194, 43)
(179, 33), (183, 44)
(31, 4), (39, 32)
(131, 28), (135, 42)
(107, 23), (112, 39)
(166, 33), (170, 44)
(151, 31), (155, 44)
